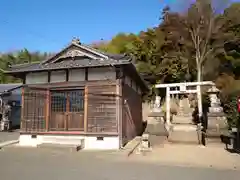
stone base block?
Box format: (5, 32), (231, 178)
(172, 116), (193, 124)
(168, 124), (200, 144)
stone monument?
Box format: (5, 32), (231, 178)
(207, 86), (223, 114)
(153, 96), (161, 113)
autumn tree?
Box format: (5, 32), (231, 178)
(160, 0), (228, 115)
(92, 33), (138, 54)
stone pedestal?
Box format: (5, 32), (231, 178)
(208, 86), (223, 114)
(207, 115), (228, 137)
(209, 94), (223, 113)
(147, 96), (164, 124)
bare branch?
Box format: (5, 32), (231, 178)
(199, 12), (214, 65)
(201, 47), (214, 64)
(189, 28), (197, 49)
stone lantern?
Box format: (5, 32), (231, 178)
(207, 86), (223, 114)
(207, 86), (227, 138)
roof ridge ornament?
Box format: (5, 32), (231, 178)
(72, 37), (81, 45)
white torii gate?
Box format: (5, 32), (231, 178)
(155, 81), (215, 129)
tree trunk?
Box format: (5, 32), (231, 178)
(197, 64), (205, 145)
(197, 65), (203, 118)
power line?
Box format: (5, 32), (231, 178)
(0, 19), (61, 48)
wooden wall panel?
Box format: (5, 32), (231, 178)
(87, 84), (117, 133)
(122, 84), (143, 144)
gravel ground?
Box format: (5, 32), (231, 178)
(0, 130), (19, 143)
(0, 146), (240, 180)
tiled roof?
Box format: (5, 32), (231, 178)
(4, 40), (132, 73)
(6, 57), (131, 73)
(0, 83), (22, 93)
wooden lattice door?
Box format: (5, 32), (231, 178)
(21, 87), (47, 132)
(50, 90), (84, 131)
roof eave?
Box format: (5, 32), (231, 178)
(125, 64), (149, 93)
(4, 61), (132, 74)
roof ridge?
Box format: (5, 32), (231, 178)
(75, 43), (109, 59)
(81, 43), (109, 55)
(10, 61), (40, 67)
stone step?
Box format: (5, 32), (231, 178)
(145, 123), (168, 136)
(168, 131), (200, 144)
(167, 139), (200, 145)
(168, 124), (200, 144)
(172, 124), (197, 132)
(172, 116), (193, 124)
(41, 136), (84, 146)
(37, 143), (83, 152)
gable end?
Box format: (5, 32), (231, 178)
(41, 38), (109, 65)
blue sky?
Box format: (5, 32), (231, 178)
(0, 0), (238, 52)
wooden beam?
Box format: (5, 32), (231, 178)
(45, 90), (50, 131)
(20, 87), (25, 130)
(85, 68), (88, 81)
(23, 74), (26, 84)
(169, 89), (198, 94)
(84, 86), (88, 133)
(48, 71), (51, 82)
(66, 69), (69, 82)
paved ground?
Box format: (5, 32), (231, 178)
(132, 143), (240, 170)
(0, 146), (240, 180)
(0, 130), (19, 143)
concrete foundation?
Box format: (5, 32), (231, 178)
(18, 134), (120, 150)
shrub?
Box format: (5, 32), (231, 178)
(216, 74), (240, 128)
(221, 90), (240, 128)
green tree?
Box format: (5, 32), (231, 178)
(0, 50), (50, 83)
(92, 33), (138, 54)
(219, 3), (240, 77)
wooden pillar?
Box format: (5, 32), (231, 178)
(20, 87), (25, 130)
(45, 90), (50, 131)
(116, 83), (120, 133)
(84, 86), (88, 133)
(65, 93), (69, 131)
(119, 83), (123, 148)
(116, 79), (123, 147)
